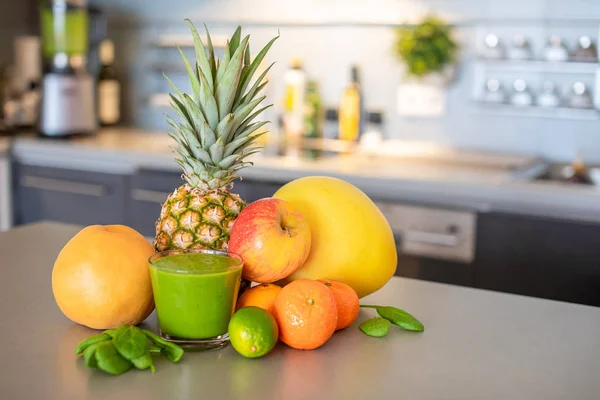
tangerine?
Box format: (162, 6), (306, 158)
(236, 283), (282, 313)
(272, 279), (337, 350)
(318, 280), (360, 330)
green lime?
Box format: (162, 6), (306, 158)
(228, 306), (279, 358)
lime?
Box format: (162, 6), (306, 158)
(228, 306), (279, 358)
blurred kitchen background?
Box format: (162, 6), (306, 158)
(1, 0), (600, 305)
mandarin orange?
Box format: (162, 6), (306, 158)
(236, 283), (282, 313)
(318, 279), (360, 330)
(272, 279), (337, 350)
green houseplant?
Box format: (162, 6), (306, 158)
(394, 16), (458, 80)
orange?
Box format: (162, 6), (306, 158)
(318, 280), (360, 330)
(272, 279), (337, 350)
(52, 225), (155, 329)
(236, 283), (282, 313)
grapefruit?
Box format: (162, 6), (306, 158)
(274, 176), (397, 298)
(52, 225), (155, 329)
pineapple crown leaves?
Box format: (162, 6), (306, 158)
(165, 21), (279, 190)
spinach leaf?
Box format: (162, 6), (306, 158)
(75, 333), (112, 355)
(75, 325), (184, 376)
(142, 329), (184, 363)
(131, 353), (156, 373)
(112, 326), (149, 360)
(359, 317), (391, 337)
(112, 325), (155, 372)
(93, 341), (133, 376)
(83, 343), (100, 368)
(362, 305), (424, 332)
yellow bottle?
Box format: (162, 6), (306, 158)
(338, 66), (362, 141)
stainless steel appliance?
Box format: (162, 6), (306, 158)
(39, 0), (96, 136)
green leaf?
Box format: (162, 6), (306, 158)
(218, 154), (240, 169)
(93, 341), (134, 375)
(237, 34), (279, 103)
(181, 93), (208, 128)
(234, 121), (269, 142)
(169, 94), (195, 131)
(203, 24), (217, 82)
(83, 343), (100, 368)
(215, 113), (235, 142)
(149, 344), (162, 353)
(177, 46), (201, 105)
(142, 330), (184, 363)
(75, 333), (111, 355)
(209, 137), (225, 163)
(112, 325), (151, 366)
(163, 73), (184, 100)
(197, 67), (219, 130)
(131, 353), (155, 373)
(216, 35), (249, 120)
(233, 104), (272, 138)
(230, 95), (265, 135)
(186, 19), (213, 92)
(234, 62), (273, 109)
(223, 134), (258, 158)
(244, 43), (251, 67)
(229, 26), (242, 57)
(216, 40), (231, 84)
(359, 317), (391, 337)
(200, 120), (217, 148)
(362, 305), (424, 332)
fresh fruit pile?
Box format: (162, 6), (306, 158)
(50, 22), (425, 372)
(228, 277), (423, 358)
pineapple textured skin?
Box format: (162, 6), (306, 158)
(154, 184), (245, 251)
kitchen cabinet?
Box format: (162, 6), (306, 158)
(13, 164), (128, 226)
(128, 169), (284, 237)
(394, 207), (600, 307)
(473, 212), (600, 306)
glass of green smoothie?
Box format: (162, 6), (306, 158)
(149, 249), (243, 350)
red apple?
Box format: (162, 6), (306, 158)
(229, 198), (311, 283)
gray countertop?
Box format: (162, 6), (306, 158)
(8, 129), (600, 223)
(2, 222), (600, 399)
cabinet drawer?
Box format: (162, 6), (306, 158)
(14, 164), (128, 226)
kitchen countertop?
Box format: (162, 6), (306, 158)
(2, 222), (600, 399)
(8, 129), (600, 223)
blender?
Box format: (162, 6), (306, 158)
(39, 0), (96, 136)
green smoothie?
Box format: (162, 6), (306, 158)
(149, 253), (242, 339)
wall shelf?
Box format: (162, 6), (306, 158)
(472, 103), (600, 120)
(474, 59), (599, 74)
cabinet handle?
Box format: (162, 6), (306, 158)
(404, 230), (460, 247)
(131, 189), (170, 204)
(21, 176), (107, 197)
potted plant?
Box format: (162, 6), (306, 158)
(394, 16), (459, 86)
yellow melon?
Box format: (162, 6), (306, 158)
(52, 225), (155, 329)
(274, 176), (397, 298)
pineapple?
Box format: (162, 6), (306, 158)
(154, 21), (278, 252)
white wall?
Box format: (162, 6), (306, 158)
(94, 0), (600, 162)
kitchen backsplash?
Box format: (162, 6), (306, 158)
(93, 0), (600, 162)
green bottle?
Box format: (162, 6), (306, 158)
(303, 80), (323, 159)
